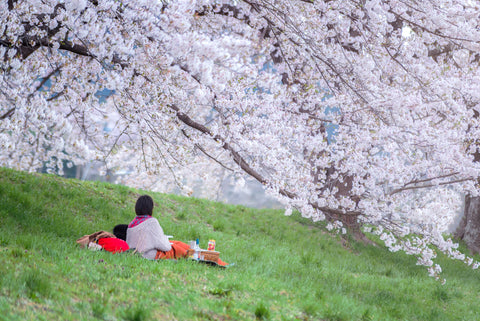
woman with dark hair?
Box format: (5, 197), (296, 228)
(126, 194), (228, 265)
(126, 195), (173, 259)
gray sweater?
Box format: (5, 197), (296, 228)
(126, 217), (172, 260)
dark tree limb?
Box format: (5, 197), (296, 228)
(0, 108), (15, 120)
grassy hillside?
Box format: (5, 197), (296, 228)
(0, 167), (479, 321)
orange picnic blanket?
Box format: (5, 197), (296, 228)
(155, 240), (190, 259)
(155, 240), (228, 266)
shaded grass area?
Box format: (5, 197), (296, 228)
(1, 167), (480, 320)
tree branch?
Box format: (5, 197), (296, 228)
(0, 108), (15, 120)
(390, 177), (474, 195)
(7, 0), (16, 10)
(180, 129), (235, 171)
(170, 103), (362, 219)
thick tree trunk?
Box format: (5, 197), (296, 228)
(325, 210), (374, 245)
(455, 195), (480, 255)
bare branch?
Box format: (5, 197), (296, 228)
(403, 172), (460, 187)
(180, 129), (234, 171)
(390, 10), (476, 43)
(390, 177), (474, 195)
(104, 124), (130, 160)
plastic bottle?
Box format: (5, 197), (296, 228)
(193, 238), (200, 260)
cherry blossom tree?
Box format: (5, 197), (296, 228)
(2, 0), (480, 278)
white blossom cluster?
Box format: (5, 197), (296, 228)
(2, 0), (480, 277)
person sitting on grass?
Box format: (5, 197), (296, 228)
(127, 194), (229, 265)
(126, 194), (190, 260)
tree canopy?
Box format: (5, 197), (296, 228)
(2, 0), (480, 278)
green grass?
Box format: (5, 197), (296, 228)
(0, 167), (480, 320)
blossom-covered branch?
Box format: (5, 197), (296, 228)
(2, 0), (480, 279)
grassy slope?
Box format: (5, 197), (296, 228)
(0, 167), (479, 321)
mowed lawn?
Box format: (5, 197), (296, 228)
(0, 167), (479, 320)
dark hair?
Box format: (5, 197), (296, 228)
(113, 224), (128, 241)
(135, 195), (154, 216)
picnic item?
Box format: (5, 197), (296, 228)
(186, 248), (220, 263)
(98, 237), (130, 253)
(192, 238), (200, 259)
(207, 239), (216, 251)
(88, 242), (103, 251)
(76, 230), (116, 248)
